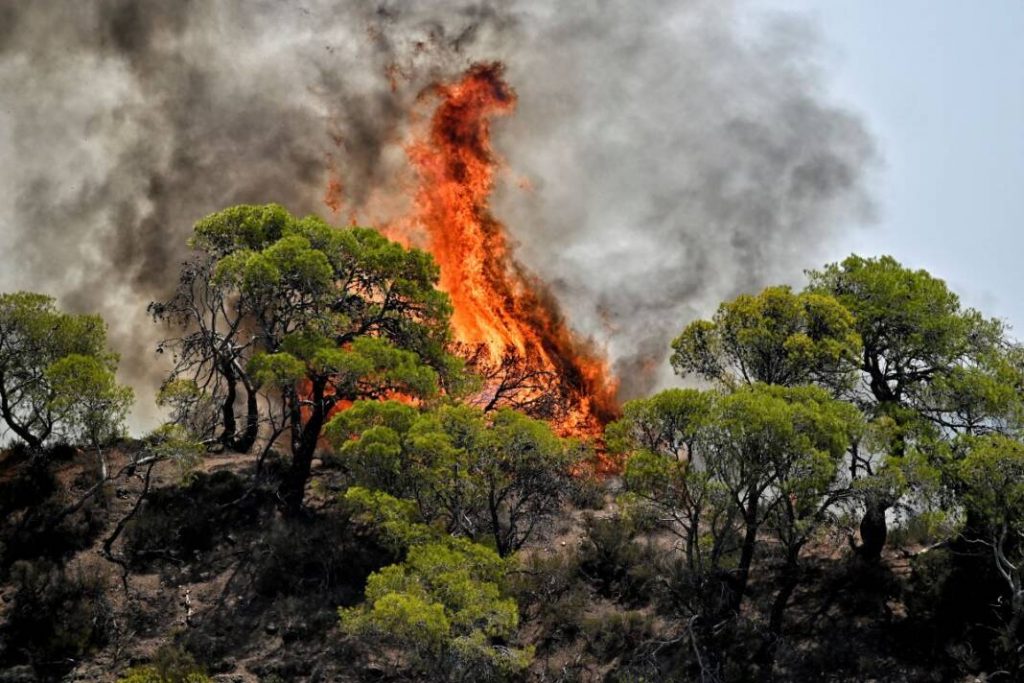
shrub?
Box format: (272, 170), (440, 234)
(340, 537), (532, 681)
(251, 511), (391, 600)
(582, 610), (656, 661)
(0, 457), (112, 575)
(905, 545), (1004, 672)
(578, 514), (657, 606)
(116, 645), (211, 682)
(888, 510), (957, 548)
(125, 470), (270, 568)
(2, 559), (112, 679)
(510, 551), (589, 649)
(117, 668), (210, 683)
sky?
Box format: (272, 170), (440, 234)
(753, 0), (1024, 335)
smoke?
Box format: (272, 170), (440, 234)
(0, 0), (874, 428)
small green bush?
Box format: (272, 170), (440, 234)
(116, 667), (211, 683)
(340, 537), (532, 681)
(116, 645), (211, 683)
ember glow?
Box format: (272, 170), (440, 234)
(390, 62), (620, 438)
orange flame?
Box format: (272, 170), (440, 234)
(397, 62), (619, 438)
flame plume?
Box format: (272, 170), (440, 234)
(395, 62), (619, 438)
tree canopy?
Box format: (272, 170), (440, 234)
(670, 285), (861, 391)
(327, 401), (581, 556)
(0, 292), (130, 451)
(806, 255), (1023, 558)
(152, 204), (463, 512)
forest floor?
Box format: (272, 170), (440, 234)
(0, 445), (989, 682)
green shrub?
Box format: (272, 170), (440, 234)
(117, 667), (210, 683)
(340, 537), (532, 681)
(116, 645), (211, 682)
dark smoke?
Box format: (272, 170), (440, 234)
(0, 0), (875, 429)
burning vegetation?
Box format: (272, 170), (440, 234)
(385, 62), (620, 438)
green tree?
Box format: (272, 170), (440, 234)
(605, 388), (712, 460)
(155, 204), (461, 513)
(670, 285), (861, 392)
(958, 434), (1024, 672)
(617, 384), (861, 677)
(808, 254), (1019, 559)
(327, 402), (580, 556)
(0, 292), (126, 451)
(614, 393), (724, 578)
(47, 354), (133, 477)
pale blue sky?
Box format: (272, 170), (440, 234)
(753, 0), (1024, 334)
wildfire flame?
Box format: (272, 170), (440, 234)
(396, 62), (619, 438)
(323, 62), (619, 441)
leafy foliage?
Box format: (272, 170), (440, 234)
(956, 434), (1024, 670)
(328, 402), (581, 556)
(3, 559), (113, 679)
(670, 285), (861, 391)
(47, 354), (133, 451)
(116, 646), (210, 683)
(340, 537), (531, 680)
(807, 254), (1023, 558)
(152, 204), (462, 512)
(0, 292), (128, 449)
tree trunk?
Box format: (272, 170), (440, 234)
(756, 554), (801, 682)
(858, 499), (888, 561)
(0, 380), (41, 450)
(281, 379), (327, 516)
(488, 482), (508, 557)
(1007, 593), (1023, 676)
(228, 377), (259, 453)
(730, 487), (760, 613)
(219, 362), (238, 449)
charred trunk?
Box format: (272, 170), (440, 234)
(0, 378), (42, 450)
(229, 377), (259, 453)
(756, 553), (801, 682)
(219, 361), (239, 449)
(858, 499), (888, 561)
(729, 486), (760, 613)
(281, 379), (328, 516)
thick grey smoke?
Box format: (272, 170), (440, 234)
(0, 0), (874, 428)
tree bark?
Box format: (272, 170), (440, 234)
(858, 499), (888, 561)
(756, 554), (801, 682)
(281, 379), (327, 516)
(219, 361), (239, 449)
(233, 377), (259, 453)
(0, 377), (42, 449)
(730, 486), (760, 613)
